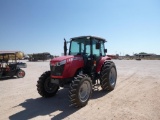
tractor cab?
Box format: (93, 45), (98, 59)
(69, 36), (107, 57)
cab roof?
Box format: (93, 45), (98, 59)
(70, 36), (107, 42)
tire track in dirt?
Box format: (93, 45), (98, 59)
(116, 71), (138, 92)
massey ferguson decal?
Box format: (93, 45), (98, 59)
(73, 57), (83, 61)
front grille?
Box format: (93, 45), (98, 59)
(51, 65), (65, 76)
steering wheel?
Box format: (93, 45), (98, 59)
(83, 53), (89, 55)
(77, 53), (82, 55)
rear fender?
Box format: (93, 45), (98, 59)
(96, 56), (111, 73)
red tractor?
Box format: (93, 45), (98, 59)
(37, 36), (117, 107)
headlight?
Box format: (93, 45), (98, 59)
(50, 60), (66, 76)
(56, 60), (66, 66)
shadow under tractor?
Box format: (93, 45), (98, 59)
(37, 36), (117, 107)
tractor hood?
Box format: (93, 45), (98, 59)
(50, 55), (83, 66)
(50, 55), (74, 66)
(51, 55), (74, 62)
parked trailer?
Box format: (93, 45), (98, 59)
(29, 52), (52, 61)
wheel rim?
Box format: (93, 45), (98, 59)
(18, 70), (25, 77)
(44, 78), (58, 93)
(79, 81), (91, 102)
(109, 67), (116, 86)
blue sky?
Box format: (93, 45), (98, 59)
(0, 0), (160, 56)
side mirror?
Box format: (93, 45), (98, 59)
(104, 49), (107, 53)
(96, 43), (101, 49)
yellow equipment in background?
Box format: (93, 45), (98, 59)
(0, 51), (24, 61)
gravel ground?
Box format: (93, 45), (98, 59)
(0, 60), (160, 120)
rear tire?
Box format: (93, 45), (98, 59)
(100, 61), (117, 91)
(69, 74), (92, 107)
(37, 71), (59, 98)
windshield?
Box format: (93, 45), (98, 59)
(69, 38), (91, 55)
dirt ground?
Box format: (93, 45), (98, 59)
(0, 60), (160, 120)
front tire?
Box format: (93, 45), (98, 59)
(17, 69), (25, 78)
(37, 71), (59, 98)
(100, 61), (117, 91)
(69, 74), (92, 107)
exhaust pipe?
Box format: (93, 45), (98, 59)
(64, 38), (67, 56)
